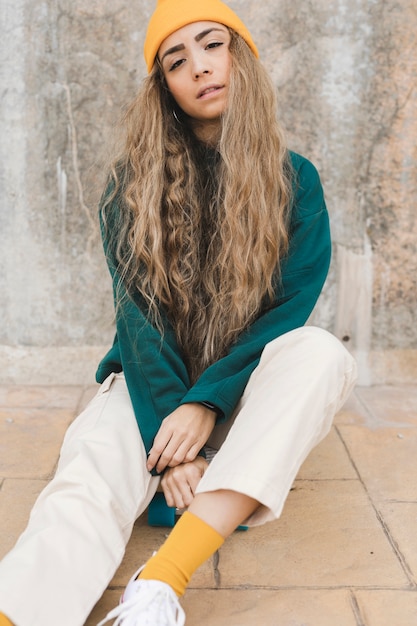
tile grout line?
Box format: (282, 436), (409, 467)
(186, 584), (415, 591)
(373, 509), (416, 586)
(212, 549), (221, 588)
(349, 590), (367, 626)
(335, 425), (417, 588)
(106, 583), (413, 592)
(0, 384), (93, 412)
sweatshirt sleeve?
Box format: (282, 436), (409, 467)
(95, 182), (192, 453)
(179, 153), (331, 420)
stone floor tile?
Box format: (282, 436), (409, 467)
(217, 480), (408, 588)
(108, 512), (173, 587)
(334, 388), (370, 426)
(77, 385), (100, 412)
(181, 589), (358, 626)
(108, 512), (215, 590)
(297, 427), (357, 480)
(0, 407), (73, 478)
(378, 503), (417, 582)
(355, 590), (417, 626)
(355, 385), (417, 428)
(338, 425), (417, 502)
(84, 589), (120, 626)
(3, 383), (417, 626)
(87, 588), (358, 626)
(0, 385), (84, 410)
(0, 478), (47, 558)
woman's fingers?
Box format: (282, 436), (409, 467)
(147, 404), (216, 473)
(161, 458), (208, 508)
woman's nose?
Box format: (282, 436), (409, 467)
(191, 54), (211, 79)
(194, 68), (210, 79)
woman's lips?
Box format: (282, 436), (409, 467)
(197, 84), (224, 99)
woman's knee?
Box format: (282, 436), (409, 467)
(287, 327), (358, 402)
(262, 326), (357, 381)
(301, 326), (355, 369)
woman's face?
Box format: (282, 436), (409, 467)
(158, 21), (232, 140)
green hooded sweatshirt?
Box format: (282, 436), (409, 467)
(96, 151), (331, 454)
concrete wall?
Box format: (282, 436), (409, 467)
(1, 0), (416, 385)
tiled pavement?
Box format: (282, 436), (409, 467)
(1, 383), (417, 625)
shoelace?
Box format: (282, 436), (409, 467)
(97, 583), (184, 626)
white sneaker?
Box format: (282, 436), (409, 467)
(97, 567), (185, 626)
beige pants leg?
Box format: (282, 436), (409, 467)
(0, 328), (356, 625)
(0, 373), (159, 626)
(198, 327), (357, 525)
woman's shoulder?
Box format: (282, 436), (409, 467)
(288, 150), (321, 184)
(287, 150), (326, 217)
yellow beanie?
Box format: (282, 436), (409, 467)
(144, 0), (259, 73)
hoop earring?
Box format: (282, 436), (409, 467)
(173, 108), (181, 124)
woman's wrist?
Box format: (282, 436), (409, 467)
(197, 401), (223, 418)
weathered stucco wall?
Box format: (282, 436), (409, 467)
(1, 0), (416, 385)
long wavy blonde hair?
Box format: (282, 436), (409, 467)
(101, 31), (293, 383)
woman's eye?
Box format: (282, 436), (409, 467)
(169, 59), (185, 72)
(206, 41), (223, 50)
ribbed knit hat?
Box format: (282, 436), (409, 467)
(144, 0), (258, 73)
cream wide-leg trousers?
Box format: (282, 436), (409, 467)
(0, 327), (357, 626)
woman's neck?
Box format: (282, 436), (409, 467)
(190, 118), (222, 147)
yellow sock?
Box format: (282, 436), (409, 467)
(139, 511), (224, 596)
(0, 613), (14, 626)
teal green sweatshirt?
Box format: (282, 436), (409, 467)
(96, 151), (331, 453)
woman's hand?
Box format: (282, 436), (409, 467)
(146, 403), (216, 474)
(161, 456), (209, 509)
